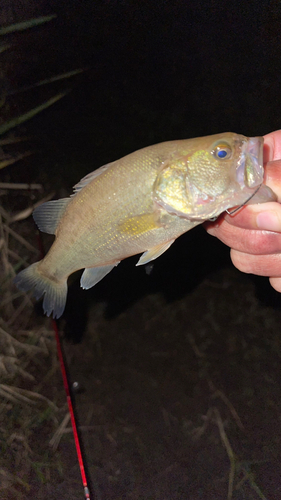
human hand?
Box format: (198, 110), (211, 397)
(205, 130), (281, 292)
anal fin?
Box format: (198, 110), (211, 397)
(136, 240), (174, 266)
(80, 262), (120, 289)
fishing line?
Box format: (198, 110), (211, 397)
(36, 231), (92, 500)
(226, 184), (262, 216)
(208, 184), (262, 222)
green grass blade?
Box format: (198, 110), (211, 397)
(0, 15), (56, 35)
(0, 91), (69, 136)
(0, 44), (11, 53)
(0, 152), (32, 171)
(8, 68), (85, 96)
(0, 136), (31, 146)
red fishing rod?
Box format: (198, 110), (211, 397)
(37, 231), (92, 500)
(52, 318), (91, 499)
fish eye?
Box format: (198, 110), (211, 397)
(212, 142), (232, 160)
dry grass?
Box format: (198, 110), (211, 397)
(185, 325), (270, 500)
(0, 192), (67, 498)
(0, 12), (86, 496)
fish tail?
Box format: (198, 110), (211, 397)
(14, 261), (67, 319)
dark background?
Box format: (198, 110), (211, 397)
(5, 0), (281, 184)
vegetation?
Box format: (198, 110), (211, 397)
(0, 14), (82, 498)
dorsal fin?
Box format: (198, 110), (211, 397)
(33, 162), (115, 235)
(72, 162), (114, 195)
(33, 198), (70, 235)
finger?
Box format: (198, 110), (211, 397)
(207, 221), (281, 254)
(269, 276), (281, 293)
(263, 130), (281, 162)
(223, 201), (281, 231)
(264, 159), (281, 200)
(230, 249), (281, 276)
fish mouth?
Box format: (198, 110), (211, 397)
(236, 136), (264, 188)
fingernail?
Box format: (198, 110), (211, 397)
(256, 211), (281, 231)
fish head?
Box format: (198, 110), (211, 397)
(154, 132), (277, 221)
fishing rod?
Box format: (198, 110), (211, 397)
(52, 317), (91, 500)
(37, 231), (92, 499)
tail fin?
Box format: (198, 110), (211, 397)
(14, 261), (67, 319)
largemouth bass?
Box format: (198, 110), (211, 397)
(14, 133), (276, 318)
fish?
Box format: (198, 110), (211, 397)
(14, 132), (276, 318)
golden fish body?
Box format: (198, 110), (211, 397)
(14, 133), (276, 318)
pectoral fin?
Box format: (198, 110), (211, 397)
(136, 240), (175, 266)
(80, 262), (120, 289)
(118, 213), (161, 236)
